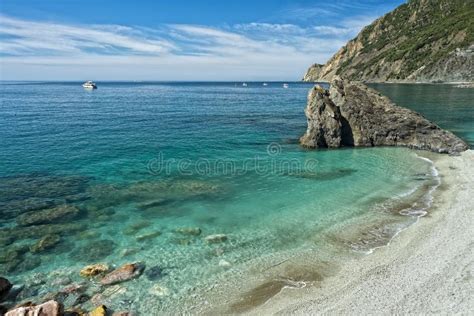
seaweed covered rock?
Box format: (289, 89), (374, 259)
(17, 205), (80, 226)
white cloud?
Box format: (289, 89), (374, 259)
(0, 14), (373, 80)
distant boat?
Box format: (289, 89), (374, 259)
(82, 81), (97, 89)
(283, 83), (289, 89)
(263, 83), (268, 86)
(242, 83), (248, 87)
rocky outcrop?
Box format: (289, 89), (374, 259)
(302, 63), (324, 82)
(303, 0), (474, 83)
(5, 300), (63, 316)
(300, 78), (469, 154)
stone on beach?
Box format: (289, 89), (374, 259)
(5, 300), (63, 316)
(17, 204), (80, 226)
(204, 234), (228, 243)
(100, 263), (144, 285)
(80, 264), (110, 277)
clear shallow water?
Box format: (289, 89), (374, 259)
(0, 82), (470, 313)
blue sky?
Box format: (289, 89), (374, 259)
(0, 0), (405, 80)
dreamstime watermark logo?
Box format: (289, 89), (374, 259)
(147, 142), (318, 176)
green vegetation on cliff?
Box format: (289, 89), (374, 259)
(304, 0), (474, 82)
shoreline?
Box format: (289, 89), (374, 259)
(243, 149), (474, 314)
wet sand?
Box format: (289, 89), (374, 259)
(243, 150), (474, 314)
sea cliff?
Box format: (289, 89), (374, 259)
(303, 0), (474, 83)
(300, 78), (469, 154)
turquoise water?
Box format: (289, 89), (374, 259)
(0, 82), (470, 313)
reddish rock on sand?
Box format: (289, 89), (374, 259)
(6, 300), (62, 316)
(100, 263), (144, 285)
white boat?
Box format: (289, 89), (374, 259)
(283, 83), (289, 88)
(242, 83), (248, 87)
(263, 83), (268, 86)
(82, 81), (97, 89)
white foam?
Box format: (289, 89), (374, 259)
(357, 153), (441, 255)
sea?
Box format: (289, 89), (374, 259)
(0, 81), (472, 313)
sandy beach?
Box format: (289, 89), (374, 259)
(241, 149), (474, 315)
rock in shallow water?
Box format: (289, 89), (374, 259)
(174, 227), (202, 236)
(300, 77), (469, 154)
(204, 234), (228, 244)
(80, 264), (110, 277)
(135, 231), (162, 242)
(100, 263), (145, 285)
(30, 234), (61, 253)
(0, 277), (12, 301)
(72, 239), (116, 262)
(5, 300), (63, 316)
(17, 204), (81, 226)
(144, 266), (164, 281)
(148, 284), (170, 297)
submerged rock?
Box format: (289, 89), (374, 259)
(137, 198), (174, 210)
(135, 231), (162, 242)
(5, 300), (63, 316)
(122, 221), (150, 235)
(300, 78), (469, 154)
(91, 285), (126, 306)
(80, 264), (110, 278)
(64, 307), (87, 315)
(204, 234), (228, 244)
(0, 236), (14, 247)
(218, 259), (232, 268)
(0, 277), (12, 301)
(17, 204), (80, 226)
(174, 227), (202, 236)
(148, 284), (170, 297)
(72, 240), (116, 262)
(1, 222), (86, 241)
(100, 263), (144, 285)
(144, 266), (164, 281)
(30, 234), (61, 253)
(0, 173), (89, 220)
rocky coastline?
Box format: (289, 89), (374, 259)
(302, 0), (473, 83)
(300, 77), (469, 154)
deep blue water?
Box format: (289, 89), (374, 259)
(0, 81), (471, 313)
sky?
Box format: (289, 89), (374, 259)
(0, 0), (405, 81)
